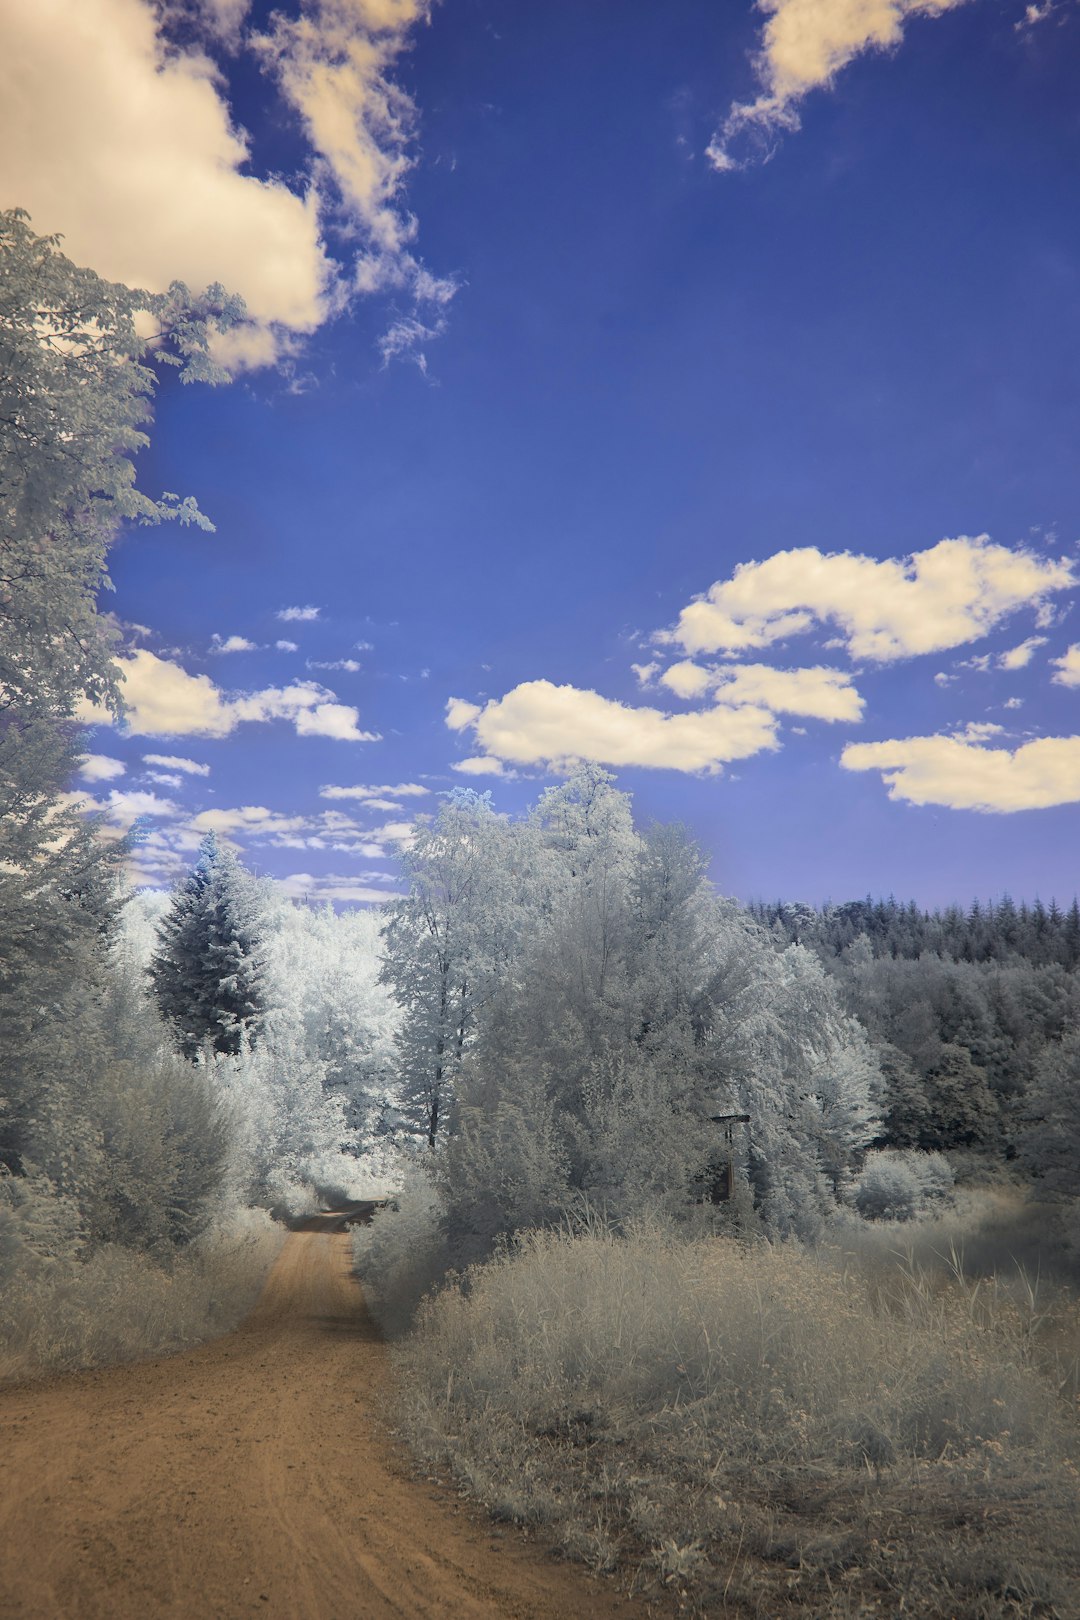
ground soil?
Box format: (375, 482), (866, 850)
(0, 1211), (664, 1620)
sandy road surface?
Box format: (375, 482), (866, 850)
(0, 1212), (660, 1620)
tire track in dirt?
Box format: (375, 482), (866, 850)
(0, 1212), (661, 1619)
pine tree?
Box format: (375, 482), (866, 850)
(151, 834), (266, 1060)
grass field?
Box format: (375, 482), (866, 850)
(391, 1194), (1080, 1618)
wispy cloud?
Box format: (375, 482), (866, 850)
(277, 872), (403, 904)
(319, 780), (428, 801)
(276, 605), (321, 623)
(708, 0), (971, 172)
(142, 752), (211, 776)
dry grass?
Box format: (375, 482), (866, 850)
(394, 1207), (1080, 1618)
(0, 1207), (285, 1383)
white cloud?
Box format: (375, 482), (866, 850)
(951, 721), (1006, 743)
(1004, 697), (1025, 710)
(708, 0), (971, 172)
(933, 672), (956, 687)
(308, 658), (362, 673)
(78, 753), (127, 782)
(378, 313), (446, 374)
(447, 680), (780, 775)
(659, 660), (864, 721)
(319, 781), (429, 801)
(275, 640), (300, 653)
(277, 872), (403, 904)
(630, 660), (661, 687)
(451, 756), (515, 778)
(211, 633), (258, 653)
(0, 0), (447, 368)
(445, 697), (483, 732)
(107, 788), (179, 818)
(0, 0), (330, 355)
(662, 537), (1073, 663)
(998, 635), (1047, 671)
(146, 771), (184, 788)
(192, 0), (252, 49)
(189, 804), (309, 840)
(658, 661), (713, 700)
(78, 649), (377, 741)
(1051, 644), (1080, 688)
(842, 731), (1080, 812)
(255, 0), (427, 266)
(367, 819), (416, 845)
(276, 605), (321, 622)
(142, 752), (211, 776)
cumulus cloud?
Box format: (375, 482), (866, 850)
(78, 648), (378, 741)
(1052, 644), (1080, 687)
(445, 697), (483, 732)
(308, 658), (362, 672)
(659, 660), (864, 721)
(446, 680), (779, 775)
(210, 633), (258, 653)
(631, 660), (661, 687)
(0, 0), (329, 353)
(842, 731), (1080, 812)
(662, 537), (1073, 663)
(276, 639), (300, 653)
(0, 0), (448, 367)
(708, 0), (970, 172)
(276, 605), (321, 622)
(78, 754), (127, 782)
(147, 771), (184, 788)
(451, 756), (516, 778)
(142, 752), (211, 775)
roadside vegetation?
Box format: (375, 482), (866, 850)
(382, 1194), (1080, 1618)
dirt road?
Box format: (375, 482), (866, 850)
(0, 1212), (659, 1620)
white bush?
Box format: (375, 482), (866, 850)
(851, 1148), (954, 1221)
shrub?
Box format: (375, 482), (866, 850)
(351, 1159), (449, 1337)
(0, 1205), (283, 1382)
(393, 1220), (1080, 1616)
(850, 1148), (954, 1221)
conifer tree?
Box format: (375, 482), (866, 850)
(151, 834), (266, 1060)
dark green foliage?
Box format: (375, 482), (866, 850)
(151, 834), (266, 1060)
(750, 895), (1080, 1164)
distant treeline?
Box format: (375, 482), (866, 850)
(749, 896), (1080, 1162)
(751, 895), (1080, 969)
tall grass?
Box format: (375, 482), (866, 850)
(0, 1207), (284, 1382)
(395, 1212), (1080, 1618)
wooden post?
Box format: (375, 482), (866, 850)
(707, 1113), (750, 1203)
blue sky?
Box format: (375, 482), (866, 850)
(5, 0), (1080, 907)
